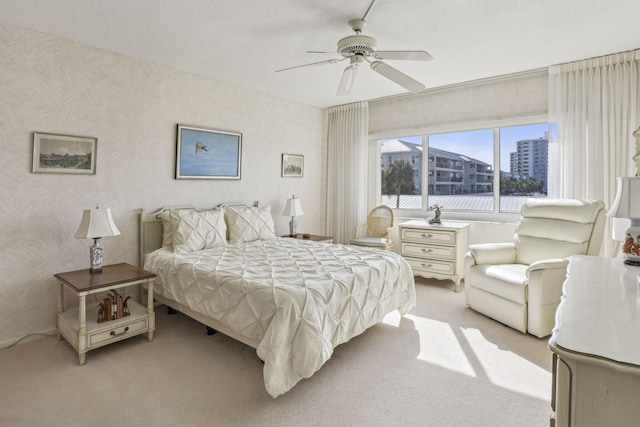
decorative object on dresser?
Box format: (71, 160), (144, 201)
(282, 195), (304, 236)
(54, 263), (156, 365)
(428, 204), (443, 224)
(608, 177), (640, 265)
(351, 205), (394, 250)
(399, 220), (469, 291)
(549, 255), (640, 427)
(32, 131), (97, 174)
(464, 199), (606, 338)
(281, 153), (304, 177)
(175, 124), (242, 180)
(74, 205), (121, 273)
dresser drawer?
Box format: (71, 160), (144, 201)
(88, 317), (148, 347)
(401, 242), (455, 261)
(405, 257), (455, 276)
(401, 228), (456, 245)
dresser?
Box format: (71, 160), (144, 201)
(398, 220), (470, 291)
(548, 255), (640, 427)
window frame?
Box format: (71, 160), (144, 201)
(370, 115), (551, 223)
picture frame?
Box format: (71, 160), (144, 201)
(281, 153), (304, 178)
(176, 124), (242, 180)
(32, 132), (97, 174)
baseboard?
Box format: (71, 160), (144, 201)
(0, 328), (58, 350)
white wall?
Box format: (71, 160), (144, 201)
(0, 22), (324, 345)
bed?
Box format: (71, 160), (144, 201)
(139, 204), (416, 397)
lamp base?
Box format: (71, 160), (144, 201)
(622, 220), (640, 266)
(90, 238), (103, 274)
(289, 218), (297, 237)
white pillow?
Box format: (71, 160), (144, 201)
(171, 208), (227, 254)
(226, 205), (276, 243)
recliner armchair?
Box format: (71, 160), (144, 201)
(464, 199), (606, 338)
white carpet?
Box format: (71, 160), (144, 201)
(0, 277), (552, 426)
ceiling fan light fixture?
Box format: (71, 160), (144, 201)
(337, 65), (358, 96)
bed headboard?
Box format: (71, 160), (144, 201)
(138, 202), (256, 267)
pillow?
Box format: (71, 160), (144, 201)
(226, 205), (276, 243)
(160, 209), (194, 249)
(170, 208), (227, 254)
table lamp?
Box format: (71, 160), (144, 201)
(282, 195), (304, 237)
(75, 206), (121, 273)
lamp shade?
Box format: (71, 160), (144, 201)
(282, 197), (304, 217)
(75, 207), (121, 239)
(608, 177), (640, 219)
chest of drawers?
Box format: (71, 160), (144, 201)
(399, 220), (470, 291)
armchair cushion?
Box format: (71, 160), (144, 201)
(350, 236), (388, 248)
(469, 264), (528, 303)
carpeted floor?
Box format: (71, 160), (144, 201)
(0, 277), (552, 427)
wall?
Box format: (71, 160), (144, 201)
(0, 22), (324, 345)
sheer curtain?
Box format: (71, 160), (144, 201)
(325, 101), (368, 244)
(549, 50), (640, 256)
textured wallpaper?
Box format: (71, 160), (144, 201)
(0, 22), (324, 345)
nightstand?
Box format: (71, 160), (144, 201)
(282, 233), (333, 243)
(399, 220), (470, 292)
(54, 263), (156, 365)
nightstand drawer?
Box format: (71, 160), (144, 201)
(401, 242), (455, 261)
(89, 317), (149, 347)
(401, 228), (456, 245)
(405, 257), (455, 276)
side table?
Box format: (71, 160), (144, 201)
(54, 263), (156, 365)
(281, 233), (333, 243)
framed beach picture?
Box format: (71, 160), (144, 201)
(175, 125), (242, 180)
(281, 153), (304, 178)
(32, 132), (97, 174)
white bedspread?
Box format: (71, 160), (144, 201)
(144, 237), (416, 397)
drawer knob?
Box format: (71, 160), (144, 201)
(110, 326), (130, 337)
(421, 248), (433, 253)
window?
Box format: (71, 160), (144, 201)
(379, 123), (556, 214)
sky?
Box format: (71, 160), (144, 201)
(398, 123), (557, 172)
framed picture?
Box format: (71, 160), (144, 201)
(281, 153), (304, 178)
(176, 124), (242, 180)
(32, 132), (97, 174)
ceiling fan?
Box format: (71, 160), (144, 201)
(276, 0), (433, 96)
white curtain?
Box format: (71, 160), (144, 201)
(325, 101), (369, 244)
(549, 50), (640, 256)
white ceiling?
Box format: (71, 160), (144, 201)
(1, 0), (639, 108)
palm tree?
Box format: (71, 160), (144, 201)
(382, 160), (416, 208)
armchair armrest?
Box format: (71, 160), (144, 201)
(467, 243), (516, 266)
(525, 258), (569, 276)
(353, 223), (368, 239)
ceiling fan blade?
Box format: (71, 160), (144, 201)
(275, 58), (344, 73)
(337, 65), (358, 96)
(373, 50), (433, 61)
(306, 50), (336, 54)
(370, 61), (424, 93)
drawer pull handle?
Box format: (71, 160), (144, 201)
(110, 326), (130, 337)
(421, 233), (434, 238)
(421, 248), (433, 253)
(421, 263), (433, 268)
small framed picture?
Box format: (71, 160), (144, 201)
(281, 153), (304, 178)
(32, 132), (97, 174)
(176, 124), (242, 180)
